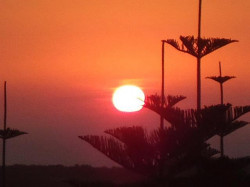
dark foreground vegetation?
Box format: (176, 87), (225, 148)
(0, 164), (142, 187)
(1, 157), (250, 187)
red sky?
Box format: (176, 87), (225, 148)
(0, 0), (249, 166)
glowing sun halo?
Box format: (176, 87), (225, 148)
(112, 85), (145, 112)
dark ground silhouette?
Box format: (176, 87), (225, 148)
(1, 158), (250, 187)
(0, 164), (143, 187)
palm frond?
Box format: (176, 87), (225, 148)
(79, 132), (159, 176)
(104, 126), (148, 146)
(79, 135), (134, 169)
(144, 94), (161, 112)
(229, 105), (250, 121)
(79, 104), (249, 177)
(144, 94), (186, 109)
(206, 76), (235, 84)
(199, 105), (250, 137)
(0, 128), (27, 139)
(167, 95), (187, 107)
(221, 120), (249, 136)
(198, 37), (238, 57)
(165, 36), (238, 58)
(104, 127), (158, 164)
(201, 146), (220, 158)
(144, 94), (186, 115)
(144, 95), (197, 130)
(180, 36), (198, 57)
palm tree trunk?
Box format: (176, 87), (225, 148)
(220, 135), (224, 157)
(159, 41), (165, 180)
(161, 40), (165, 130)
(2, 81), (7, 187)
(2, 139), (6, 187)
(219, 62), (224, 105)
(220, 83), (223, 105)
(219, 62), (224, 157)
(220, 82), (224, 158)
(197, 0), (202, 111)
(197, 59), (201, 111)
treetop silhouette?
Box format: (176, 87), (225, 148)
(79, 0), (249, 183)
(206, 61), (238, 157)
(80, 100), (249, 178)
(164, 36), (238, 58)
(0, 128), (27, 140)
(1, 81), (28, 187)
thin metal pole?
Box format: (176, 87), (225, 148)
(2, 81), (7, 187)
(197, 0), (202, 111)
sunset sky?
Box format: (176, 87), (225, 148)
(0, 0), (249, 167)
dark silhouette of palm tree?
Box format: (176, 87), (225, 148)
(0, 82), (27, 187)
(164, 36), (237, 111)
(164, 0), (238, 111)
(145, 95), (250, 158)
(206, 62), (235, 105)
(79, 93), (186, 177)
(78, 0), (249, 183)
(80, 126), (159, 176)
(160, 40), (165, 130)
(79, 90), (249, 179)
(206, 62), (235, 157)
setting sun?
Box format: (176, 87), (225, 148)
(112, 85), (145, 112)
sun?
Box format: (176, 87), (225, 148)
(112, 85), (145, 112)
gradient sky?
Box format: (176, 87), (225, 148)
(0, 0), (249, 167)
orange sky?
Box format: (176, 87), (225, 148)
(0, 0), (249, 166)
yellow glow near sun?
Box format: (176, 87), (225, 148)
(112, 85), (145, 112)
